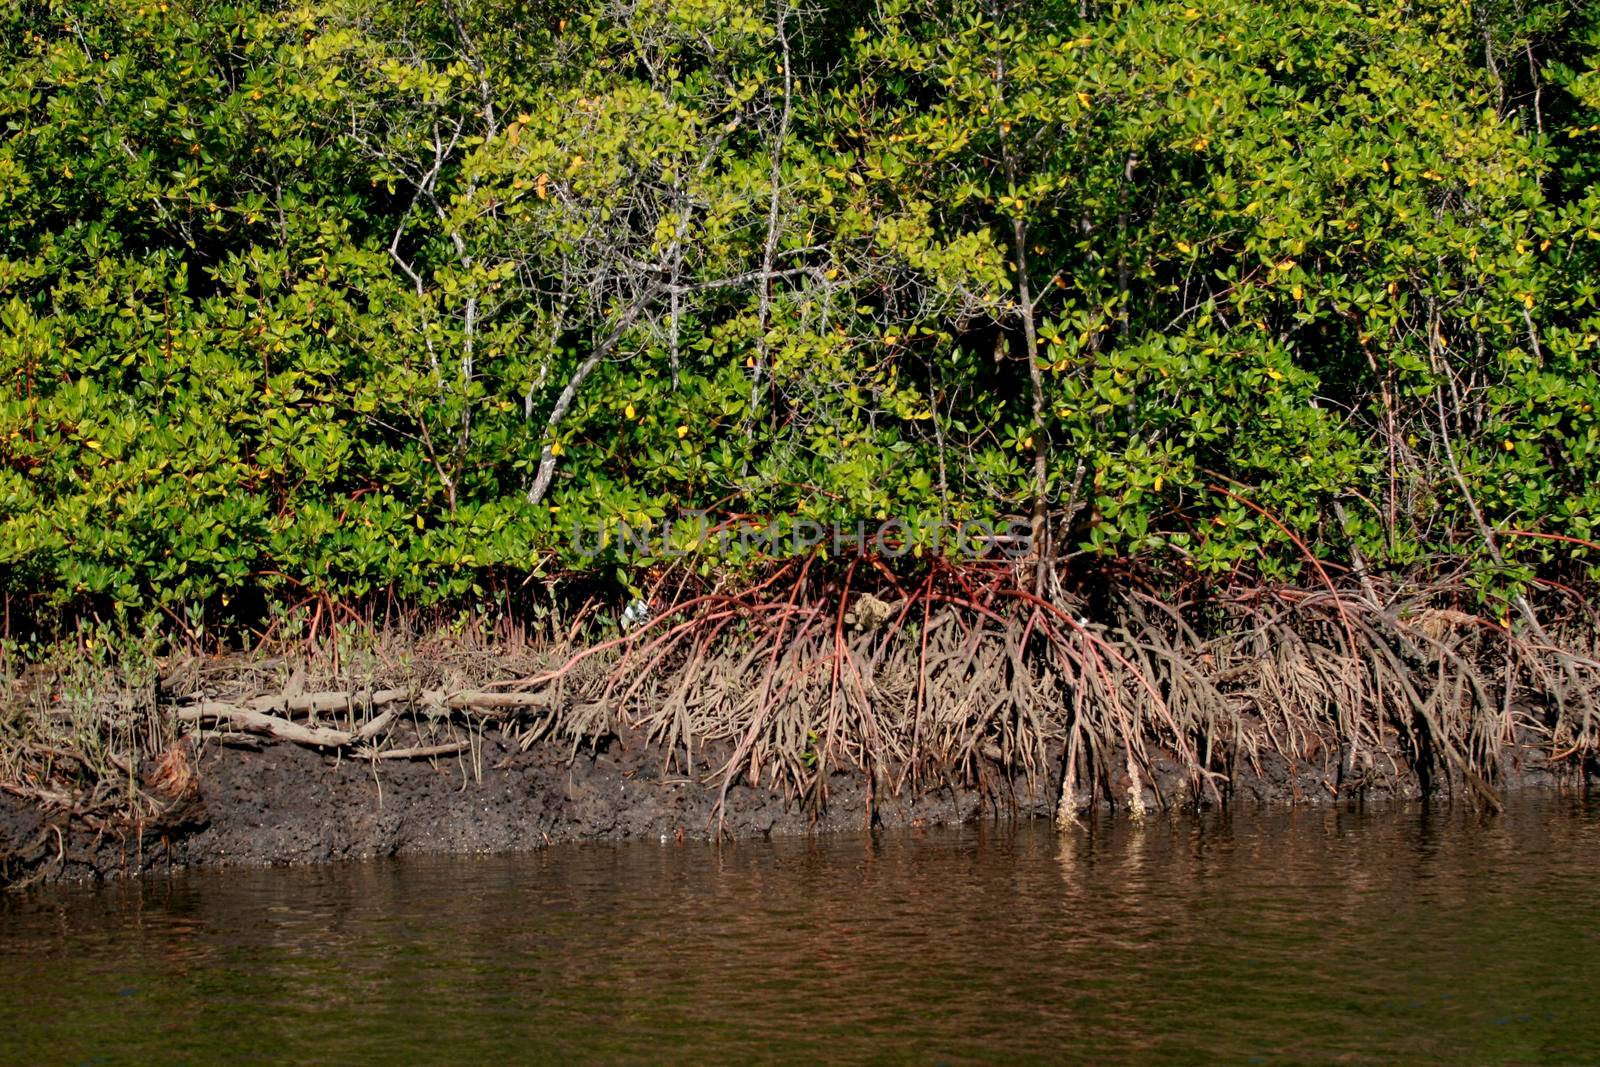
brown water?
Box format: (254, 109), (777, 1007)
(3, 796), (1599, 1065)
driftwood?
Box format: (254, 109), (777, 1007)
(243, 688), (411, 715)
(175, 704), (357, 748)
(351, 741), (470, 761)
(172, 688), (545, 756)
(442, 690), (553, 710)
(354, 709), (395, 741)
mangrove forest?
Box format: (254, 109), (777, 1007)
(2, 0), (1600, 880)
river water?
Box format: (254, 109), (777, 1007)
(3, 795), (1598, 1064)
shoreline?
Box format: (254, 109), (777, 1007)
(2, 723), (1584, 888)
(6, 591), (1597, 888)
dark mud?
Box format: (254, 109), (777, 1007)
(0, 727), (1047, 886)
(0, 723), (1581, 887)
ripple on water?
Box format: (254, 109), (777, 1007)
(2, 794), (1598, 1065)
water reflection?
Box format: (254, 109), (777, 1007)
(3, 795), (1598, 1064)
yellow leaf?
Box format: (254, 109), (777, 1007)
(883, 334), (898, 346)
(1266, 368), (1284, 381)
(624, 402), (635, 420)
(1176, 240), (1192, 254)
(1153, 475), (1164, 492)
(1291, 284), (1304, 301)
(551, 440), (563, 456)
(1076, 91), (1091, 108)
(1503, 439), (1514, 451)
(677, 425), (689, 438)
(84, 439), (100, 450)
(535, 173), (549, 200)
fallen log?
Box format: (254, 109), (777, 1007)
(175, 704), (354, 748)
(354, 708), (397, 742)
(243, 688), (411, 716)
(174, 687), (552, 753)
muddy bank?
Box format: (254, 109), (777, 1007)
(7, 577), (1600, 887)
(0, 729), (1043, 886)
(1, 723), (1582, 887)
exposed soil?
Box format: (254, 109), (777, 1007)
(0, 727), (1041, 886)
(0, 721), (1582, 888)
